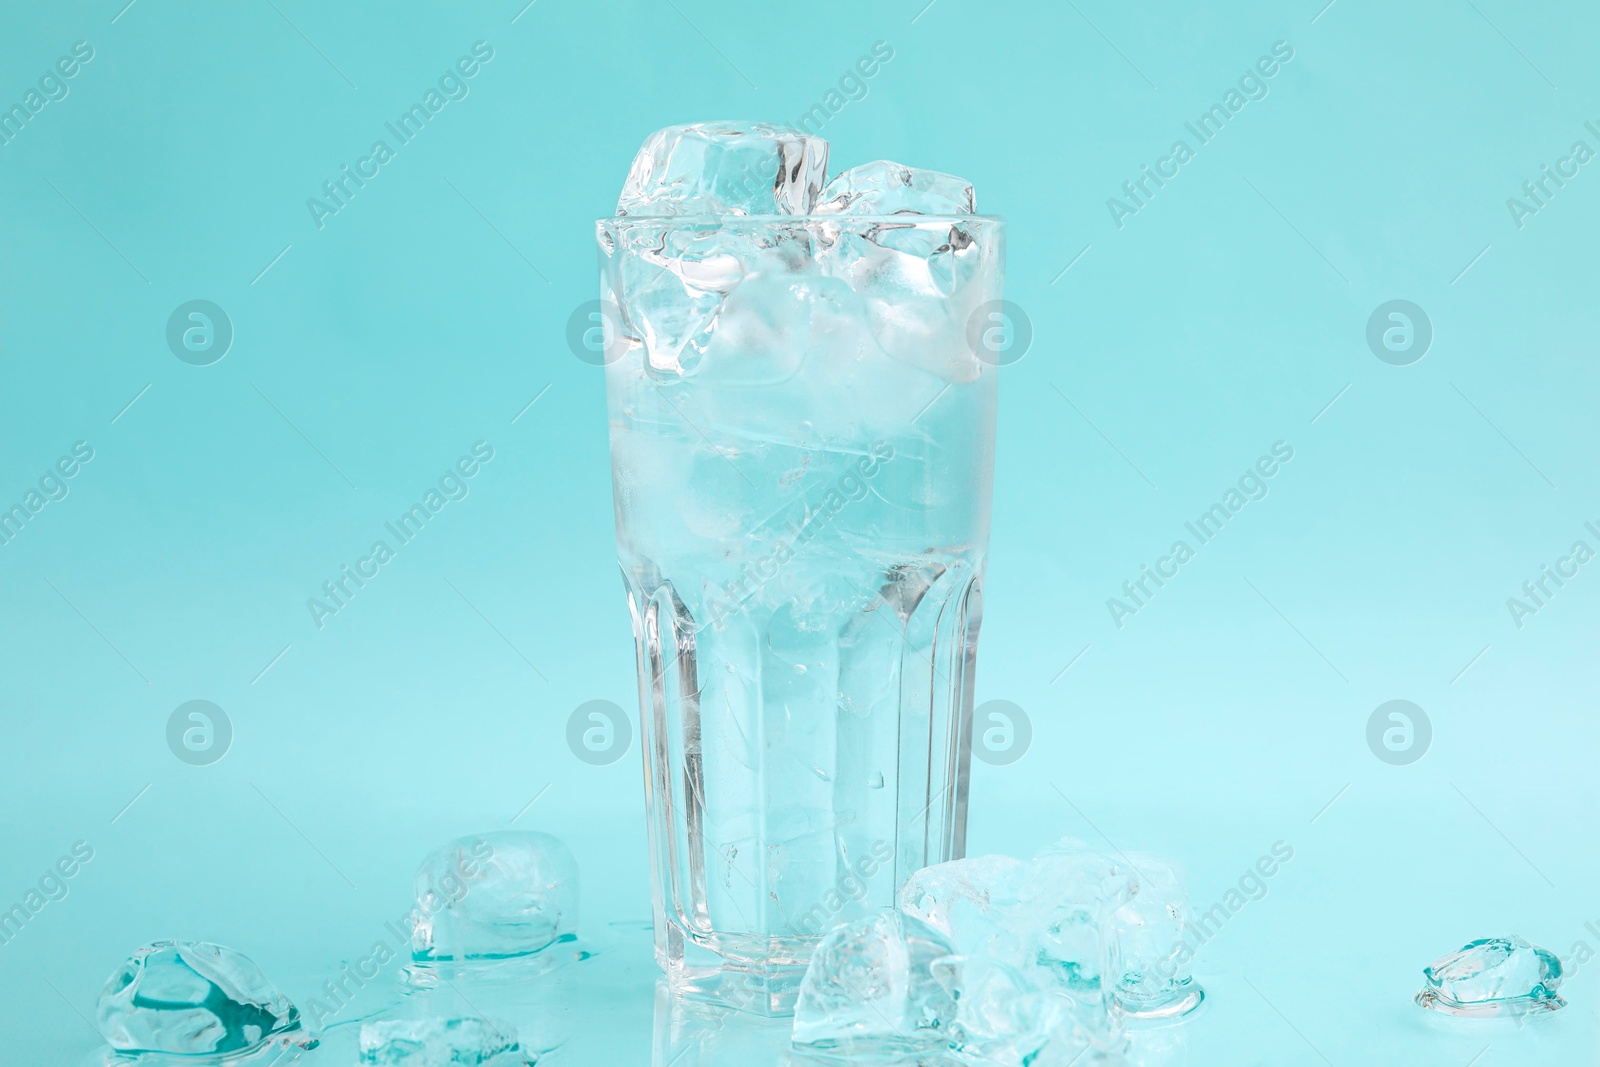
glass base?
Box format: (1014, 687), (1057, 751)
(663, 925), (811, 1017)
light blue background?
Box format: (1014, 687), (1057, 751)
(2, 0), (1597, 1063)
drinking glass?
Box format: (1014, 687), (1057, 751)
(598, 212), (1004, 1014)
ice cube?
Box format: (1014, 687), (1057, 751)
(815, 222), (995, 384)
(358, 1017), (533, 1066)
(1415, 936), (1566, 1017)
(811, 163), (995, 385)
(616, 121), (828, 217)
(899, 848), (1135, 997)
(692, 271), (822, 386)
(930, 955), (1056, 1065)
(791, 910), (957, 1055)
(1105, 856), (1204, 1020)
(1022, 844), (1138, 995)
(814, 160), (976, 216)
(411, 831), (579, 962)
(95, 940), (314, 1057)
(600, 219), (739, 376)
(600, 216), (816, 378)
(898, 855), (1028, 961)
(812, 160), (979, 299)
(899, 850), (1131, 1054)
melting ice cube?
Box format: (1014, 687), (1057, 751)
(899, 847), (1137, 1000)
(358, 1017), (533, 1066)
(1105, 855), (1204, 1020)
(898, 854), (1028, 960)
(410, 831), (579, 962)
(1021, 844), (1138, 995)
(930, 955), (1058, 1065)
(896, 844), (1203, 1039)
(1416, 935), (1565, 1018)
(791, 910), (957, 1056)
(616, 121), (828, 217)
(935, 962), (1127, 1067)
(95, 940), (314, 1057)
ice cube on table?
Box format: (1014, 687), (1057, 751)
(411, 831), (579, 962)
(929, 955), (1058, 1066)
(898, 850), (1131, 1055)
(1415, 936), (1566, 1017)
(1105, 856), (1204, 1020)
(791, 911), (957, 1056)
(898, 855), (1028, 961)
(1022, 844), (1138, 995)
(616, 121), (828, 217)
(899, 849), (1134, 994)
(95, 940), (313, 1057)
(814, 160), (976, 216)
(358, 1017), (534, 1066)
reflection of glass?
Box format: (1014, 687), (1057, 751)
(396, 956), (579, 1057)
(600, 214), (1004, 1014)
(1125, 1018), (1190, 1066)
(651, 980), (791, 1067)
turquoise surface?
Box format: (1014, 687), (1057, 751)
(1, 0), (1596, 1062)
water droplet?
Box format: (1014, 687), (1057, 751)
(868, 771), (885, 788)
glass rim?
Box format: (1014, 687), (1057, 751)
(598, 213), (1005, 227)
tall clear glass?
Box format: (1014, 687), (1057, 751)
(597, 213), (1003, 1014)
